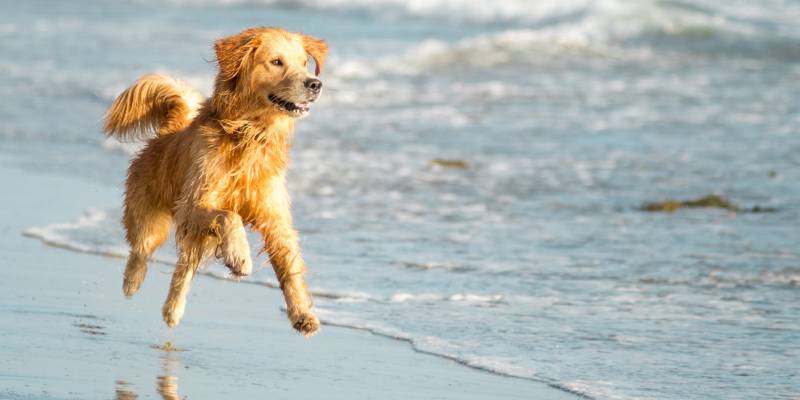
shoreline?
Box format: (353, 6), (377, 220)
(22, 216), (589, 399)
(0, 164), (579, 400)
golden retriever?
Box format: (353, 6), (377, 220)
(103, 27), (328, 337)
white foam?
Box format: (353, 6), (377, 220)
(388, 292), (516, 305)
(328, 29), (630, 80)
(313, 307), (542, 381)
(447, 293), (504, 303)
(563, 380), (632, 400)
(314, 307), (413, 341)
(22, 209), (129, 259)
(389, 292), (442, 302)
(312, 287), (376, 302)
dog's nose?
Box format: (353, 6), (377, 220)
(304, 78), (322, 92)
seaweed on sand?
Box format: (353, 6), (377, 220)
(430, 159), (468, 169)
(640, 195), (775, 213)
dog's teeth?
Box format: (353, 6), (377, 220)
(268, 94), (309, 114)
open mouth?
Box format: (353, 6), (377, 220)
(268, 94), (313, 116)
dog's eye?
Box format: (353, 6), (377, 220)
(270, 59), (283, 67)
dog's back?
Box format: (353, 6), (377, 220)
(104, 74), (204, 141)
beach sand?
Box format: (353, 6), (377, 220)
(0, 166), (577, 399)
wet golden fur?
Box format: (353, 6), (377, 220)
(104, 27), (328, 336)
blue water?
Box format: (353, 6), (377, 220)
(3, 1), (800, 398)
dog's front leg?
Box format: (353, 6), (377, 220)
(208, 210), (253, 278)
(256, 178), (319, 337)
(163, 206), (252, 328)
(262, 218), (319, 337)
(178, 206), (253, 277)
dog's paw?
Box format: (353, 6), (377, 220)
(289, 309), (320, 337)
(122, 253), (148, 298)
(122, 278), (141, 298)
(223, 252), (252, 277)
(162, 303), (184, 328)
(216, 227), (252, 277)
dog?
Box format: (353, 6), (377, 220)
(103, 27), (328, 337)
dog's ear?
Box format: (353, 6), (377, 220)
(215, 30), (260, 83)
(301, 34), (328, 76)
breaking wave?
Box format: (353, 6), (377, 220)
(321, 0), (800, 79)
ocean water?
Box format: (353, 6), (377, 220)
(3, 0), (800, 399)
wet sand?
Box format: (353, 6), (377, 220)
(0, 166), (577, 399)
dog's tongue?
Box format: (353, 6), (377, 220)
(296, 102), (310, 108)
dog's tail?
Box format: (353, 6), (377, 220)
(103, 74), (205, 141)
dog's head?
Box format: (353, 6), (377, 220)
(213, 27), (328, 118)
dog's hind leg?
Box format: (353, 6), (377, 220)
(122, 198), (172, 298)
(161, 247), (199, 328)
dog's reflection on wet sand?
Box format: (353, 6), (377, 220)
(115, 348), (182, 399)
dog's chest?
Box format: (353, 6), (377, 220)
(216, 156), (283, 214)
